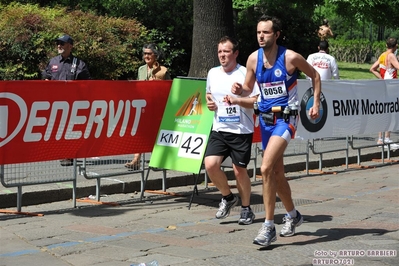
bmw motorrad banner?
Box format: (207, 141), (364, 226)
(0, 80), (171, 165)
(296, 79), (399, 139)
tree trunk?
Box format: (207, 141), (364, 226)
(188, 0), (235, 78)
(377, 25), (385, 41)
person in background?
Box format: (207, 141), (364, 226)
(205, 36), (260, 225)
(232, 15), (321, 247)
(42, 34), (91, 81)
(125, 43), (171, 169)
(42, 34), (91, 166)
(318, 19), (333, 40)
(370, 37), (399, 148)
(306, 40), (339, 80)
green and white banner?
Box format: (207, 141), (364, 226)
(149, 78), (213, 173)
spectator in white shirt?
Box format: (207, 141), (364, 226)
(306, 41), (339, 80)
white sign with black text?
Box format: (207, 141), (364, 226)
(296, 79), (399, 139)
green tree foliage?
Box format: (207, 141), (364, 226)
(330, 0), (399, 28)
(1, 0), (395, 77)
(327, 0), (399, 41)
(94, 0), (192, 77)
(0, 3), (145, 80)
(234, 0), (322, 62)
(86, 0), (193, 77)
(0, 0), (192, 77)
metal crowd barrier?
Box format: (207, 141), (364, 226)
(256, 138), (310, 175)
(202, 142), (260, 189)
(139, 153), (168, 200)
(283, 138), (310, 175)
(1, 131), (398, 212)
(79, 153), (168, 201)
(0, 160), (78, 212)
(79, 154), (145, 202)
(309, 136), (350, 171)
(350, 131), (399, 164)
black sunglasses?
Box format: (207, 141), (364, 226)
(56, 41), (66, 46)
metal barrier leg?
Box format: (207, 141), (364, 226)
(17, 186), (22, 212)
(345, 136), (349, 169)
(204, 168), (208, 189)
(140, 168), (151, 201)
(96, 177), (101, 201)
(73, 161), (77, 208)
(140, 169), (145, 196)
(255, 145), (263, 181)
(381, 148), (385, 163)
(319, 153), (323, 171)
(162, 169), (167, 192)
(0, 185), (43, 216)
(252, 143), (258, 181)
(253, 157), (257, 182)
(72, 178), (77, 208)
(305, 140), (310, 175)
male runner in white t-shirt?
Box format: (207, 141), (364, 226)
(205, 36), (260, 225)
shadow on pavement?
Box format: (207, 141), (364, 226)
(258, 227), (393, 251)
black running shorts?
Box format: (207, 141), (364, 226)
(205, 131), (253, 168)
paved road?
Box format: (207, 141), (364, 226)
(1, 156), (398, 266)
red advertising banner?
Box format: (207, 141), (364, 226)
(0, 80), (172, 165)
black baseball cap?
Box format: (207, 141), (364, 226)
(55, 34), (74, 45)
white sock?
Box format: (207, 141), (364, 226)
(287, 208), (297, 218)
(264, 220), (274, 228)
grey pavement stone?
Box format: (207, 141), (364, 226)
(61, 249), (119, 266)
(71, 244), (144, 264)
(0, 253), (71, 266)
(172, 260), (220, 266)
(132, 253), (189, 266)
(211, 254), (270, 266)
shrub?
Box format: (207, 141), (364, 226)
(0, 3), (146, 80)
(329, 38), (386, 64)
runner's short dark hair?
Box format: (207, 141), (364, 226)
(219, 36), (239, 52)
(319, 40), (329, 50)
(386, 37), (397, 49)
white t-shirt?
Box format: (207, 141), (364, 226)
(206, 64), (260, 134)
(306, 51), (340, 80)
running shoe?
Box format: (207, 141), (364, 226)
(253, 224), (277, 246)
(215, 195), (238, 219)
(238, 208), (255, 225)
(280, 210), (303, 237)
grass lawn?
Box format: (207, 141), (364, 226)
(337, 61), (375, 80)
(299, 61), (376, 80)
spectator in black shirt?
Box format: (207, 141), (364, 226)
(42, 34), (91, 166)
(42, 34), (91, 80)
